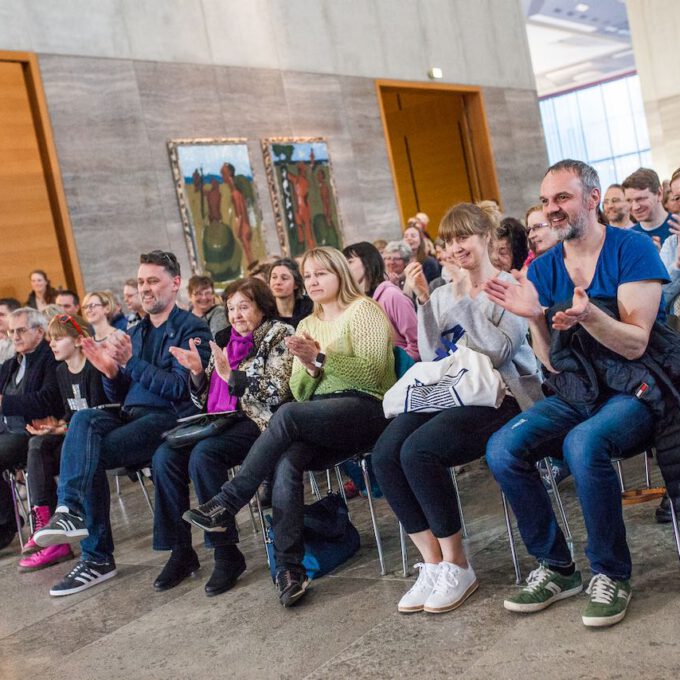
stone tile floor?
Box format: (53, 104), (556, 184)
(1, 457), (680, 679)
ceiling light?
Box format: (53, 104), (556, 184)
(575, 3), (589, 11)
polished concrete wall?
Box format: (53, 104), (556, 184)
(627, 0), (680, 180)
(37, 54), (548, 291)
(0, 0), (536, 89)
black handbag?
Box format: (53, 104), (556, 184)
(161, 411), (239, 450)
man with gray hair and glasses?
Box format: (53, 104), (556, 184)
(34, 251), (211, 596)
(0, 307), (62, 549)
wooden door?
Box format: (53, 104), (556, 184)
(0, 54), (80, 301)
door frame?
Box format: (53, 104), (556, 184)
(375, 79), (502, 224)
(0, 50), (84, 296)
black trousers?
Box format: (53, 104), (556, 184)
(26, 434), (63, 509)
(0, 432), (30, 527)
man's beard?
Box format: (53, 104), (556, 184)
(606, 207), (626, 223)
(552, 208), (589, 242)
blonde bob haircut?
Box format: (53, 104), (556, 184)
(300, 246), (367, 318)
(438, 202), (500, 243)
(82, 290), (115, 319)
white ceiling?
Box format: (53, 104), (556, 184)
(522, 0), (635, 96)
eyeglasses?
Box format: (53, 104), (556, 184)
(83, 302), (104, 311)
(8, 327), (34, 336)
(57, 314), (84, 336)
(526, 223), (550, 233)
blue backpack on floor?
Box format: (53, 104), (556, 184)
(266, 492), (360, 581)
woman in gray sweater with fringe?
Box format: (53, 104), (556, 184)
(372, 202), (542, 616)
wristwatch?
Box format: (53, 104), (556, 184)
(313, 352), (326, 369)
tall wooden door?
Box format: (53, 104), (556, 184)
(0, 54), (81, 301)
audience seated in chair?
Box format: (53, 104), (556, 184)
(0, 307), (62, 550)
(484, 159), (670, 628)
(371, 202), (542, 615)
(151, 277), (293, 596)
(183, 246), (396, 607)
(33, 250), (212, 597)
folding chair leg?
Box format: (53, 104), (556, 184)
(7, 473), (25, 551)
(254, 493), (271, 567)
(541, 459), (573, 558)
(399, 523), (409, 577)
(325, 469), (333, 493)
(360, 457), (386, 576)
(136, 472), (154, 517)
(669, 495), (680, 565)
(449, 467), (468, 538)
(115, 476), (121, 495)
(614, 460), (625, 493)
(644, 448), (653, 489)
(308, 472), (322, 500)
(501, 492), (522, 585)
(247, 499), (259, 535)
(24, 470), (35, 534)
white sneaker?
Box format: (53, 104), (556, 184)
(423, 561), (478, 613)
(397, 562), (440, 613)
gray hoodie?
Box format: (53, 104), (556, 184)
(417, 271), (543, 411)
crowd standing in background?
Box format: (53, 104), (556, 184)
(1, 161), (680, 628)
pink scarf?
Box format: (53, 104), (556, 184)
(206, 331), (254, 413)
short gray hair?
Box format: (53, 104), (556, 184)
(383, 240), (412, 262)
(546, 159), (601, 195)
(10, 307), (47, 332)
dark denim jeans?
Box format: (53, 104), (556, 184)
(372, 397), (520, 537)
(57, 407), (177, 563)
(486, 393), (654, 581)
(213, 395), (388, 572)
(152, 417), (260, 551)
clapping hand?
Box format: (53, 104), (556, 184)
(81, 337), (119, 379)
(404, 261), (429, 303)
(285, 332), (320, 372)
(551, 287), (590, 331)
(483, 269), (543, 319)
(169, 337), (204, 376)
(209, 340), (231, 382)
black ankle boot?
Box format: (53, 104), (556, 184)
(153, 548), (200, 591)
(204, 546), (246, 597)
(655, 493), (680, 524)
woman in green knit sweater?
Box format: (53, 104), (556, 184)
(184, 246), (396, 606)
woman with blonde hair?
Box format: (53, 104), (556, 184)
(82, 291), (116, 342)
(184, 246), (396, 606)
(372, 202), (542, 615)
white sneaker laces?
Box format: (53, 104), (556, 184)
(431, 562), (460, 594)
(586, 574), (616, 604)
(523, 564), (552, 593)
(408, 562), (437, 594)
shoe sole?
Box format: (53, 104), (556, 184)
(205, 562), (246, 598)
(281, 581), (309, 607)
(181, 511), (228, 532)
(18, 551), (74, 573)
(397, 603), (425, 614)
(49, 568), (118, 597)
(504, 583), (583, 613)
(34, 528), (89, 548)
(423, 579), (479, 614)
(582, 596), (631, 627)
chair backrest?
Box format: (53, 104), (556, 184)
(393, 346), (416, 379)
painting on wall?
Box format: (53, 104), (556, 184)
(262, 137), (343, 256)
(168, 138), (267, 284)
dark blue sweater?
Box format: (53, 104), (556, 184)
(103, 306), (211, 417)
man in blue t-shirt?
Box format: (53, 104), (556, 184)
(484, 159), (669, 629)
(623, 167), (673, 245)
(34, 250), (211, 597)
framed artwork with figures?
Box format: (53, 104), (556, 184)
(261, 137), (343, 256)
(168, 138), (267, 284)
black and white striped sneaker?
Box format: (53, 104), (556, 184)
(49, 559), (117, 597)
(33, 507), (89, 547)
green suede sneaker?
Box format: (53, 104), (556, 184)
(504, 563), (583, 613)
(582, 574), (631, 627)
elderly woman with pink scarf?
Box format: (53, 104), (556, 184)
(150, 277), (293, 598)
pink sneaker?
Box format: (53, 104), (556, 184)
(18, 543), (74, 572)
(22, 506), (52, 555)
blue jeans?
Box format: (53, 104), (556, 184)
(486, 393), (654, 581)
(152, 417), (260, 551)
(58, 407), (177, 563)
